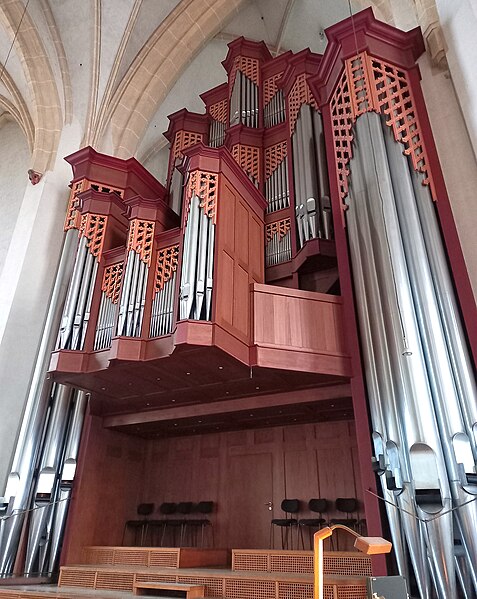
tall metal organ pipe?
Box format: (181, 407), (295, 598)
(0, 229), (79, 576)
(345, 112), (472, 598)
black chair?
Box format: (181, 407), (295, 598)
(166, 501), (193, 546)
(298, 498), (328, 548)
(189, 501), (215, 547)
(330, 497), (359, 529)
(270, 499), (300, 549)
(330, 497), (359, 549)
(122, 502), (154, 546)
(149, 502), (177, 546)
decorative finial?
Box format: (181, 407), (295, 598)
(28, 169), (42, 185)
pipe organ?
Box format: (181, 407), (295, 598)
(1, 10), (477, 599)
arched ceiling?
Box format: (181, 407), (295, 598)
(0, 0), (419, 180)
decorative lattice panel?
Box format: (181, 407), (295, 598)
(264, 73), (283, 107)
(231, 144), (261, 184)
(186, 170), (218, 224)
(224, 578), (276, 599)
(270, 553), (313, 574)
(330, 67), (354, 205)
(230, 56), (260, 94)
(82, 546), (114, 564)
(277, 581), (314, 599)
(64, 179), (124, 232)
(112, 548), (149, 566)
(149, 549), (180, 567)
(323, 554), (372, 576)
(127, 219), (155, 266)
(178, 576), (224, 597)
(232, 552), (269, 572)
(172, 130), (204, 161)
(266, 218), (291, 241)
(265, 142), (287, 178)
(80, 213), (107, 258)
(154, 244), (179, 292)
(369, 55), (432, 192)
(58, 567), (96, 588)
(288, 73), (318, 134)
(330, 51), (435, 206)
(95, 571), (134, 591)
(102, 262), (123, 303)
(209, 99), (228, 124)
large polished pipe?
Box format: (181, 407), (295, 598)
(24, 384), (73, 575)
(47, 389), (87, 574)
(0, 229), (77, 576)
(180, 193), (200, 320)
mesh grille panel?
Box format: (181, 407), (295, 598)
(277, 581), (314, 598)
(337, 584), (367, 599)
(82, 547), (114, 564)
(135, 573), (177, 584)
(323, 554), (372, 576)
(233, 552), (269, 571)
(149, 549), (180, 567)
(178, 576), (224, 597)
(95, 571), (134, 591)
(270, 554), (313, 574)
(323, 585), (338, 599)
(58, 568), (96, 588)
(113, 549), (149, 566)
(225, 578), (275, 599)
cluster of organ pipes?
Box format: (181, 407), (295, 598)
(208, 119), (226, 148)
(179, 190), (215, 322)
(57, 235), (99, 351)
(150, 274), (177, 337)
(265, 157), (290, 213)
(265, 224), (292, 267)
(291, 104), (332, 248)
(229, 70), (259, 128)
(347, 112), (477, 599)
(263, 89), (286, 127)
(117, 249), (149, 337)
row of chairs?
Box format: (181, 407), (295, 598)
(123, 501), (214, 547)
(270, 498), (364, 550)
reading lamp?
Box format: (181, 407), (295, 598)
(313, 524), (392, 599)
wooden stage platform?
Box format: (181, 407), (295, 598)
(0, 547), (373, 599)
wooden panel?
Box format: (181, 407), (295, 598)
(236, 200), (249, 268)
(218, 251), (235, 326)
(232, 263), (250, 340)
(226, 453), (274, 548)
(249, 214), (264, 282)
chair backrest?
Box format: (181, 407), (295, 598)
(308, 498), (328, 514)
(137, 503), (154, 516)
(281, 499), (299, 514)
(177, 501), (193, 515)
(335, 497), (358, 514)
(196, 501), (214, 515)
(159, 502), (177, 515)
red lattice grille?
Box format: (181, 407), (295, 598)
(231, 144), (261, 184)
(225, 578), (275, 599)
(80, 213), (107, 259)
(95, 571), (134, 591)
(127, 219), (155, 266)
(209, 99), (227, 124)
(149, 549), (180, 567)
(323, 585), (338, 599)
(101, 262), (123, 303)
(323, 554), (372, 576)
(265, 142), (287, 178)
(288, 73), (318, 134)
(277, 581), (314, 599)
(233, 552), (269, 572)
(270, 554), (313, 574)
(264, 73), (283, 106)
(58, 567), (96, 588)
(112, 548), (149, 566)
(82, 546), (114, 564)
(178, 576), (224, 597)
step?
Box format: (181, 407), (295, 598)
(133, 582), (204, 598)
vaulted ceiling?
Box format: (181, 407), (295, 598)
(0, 0), (417, 179)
